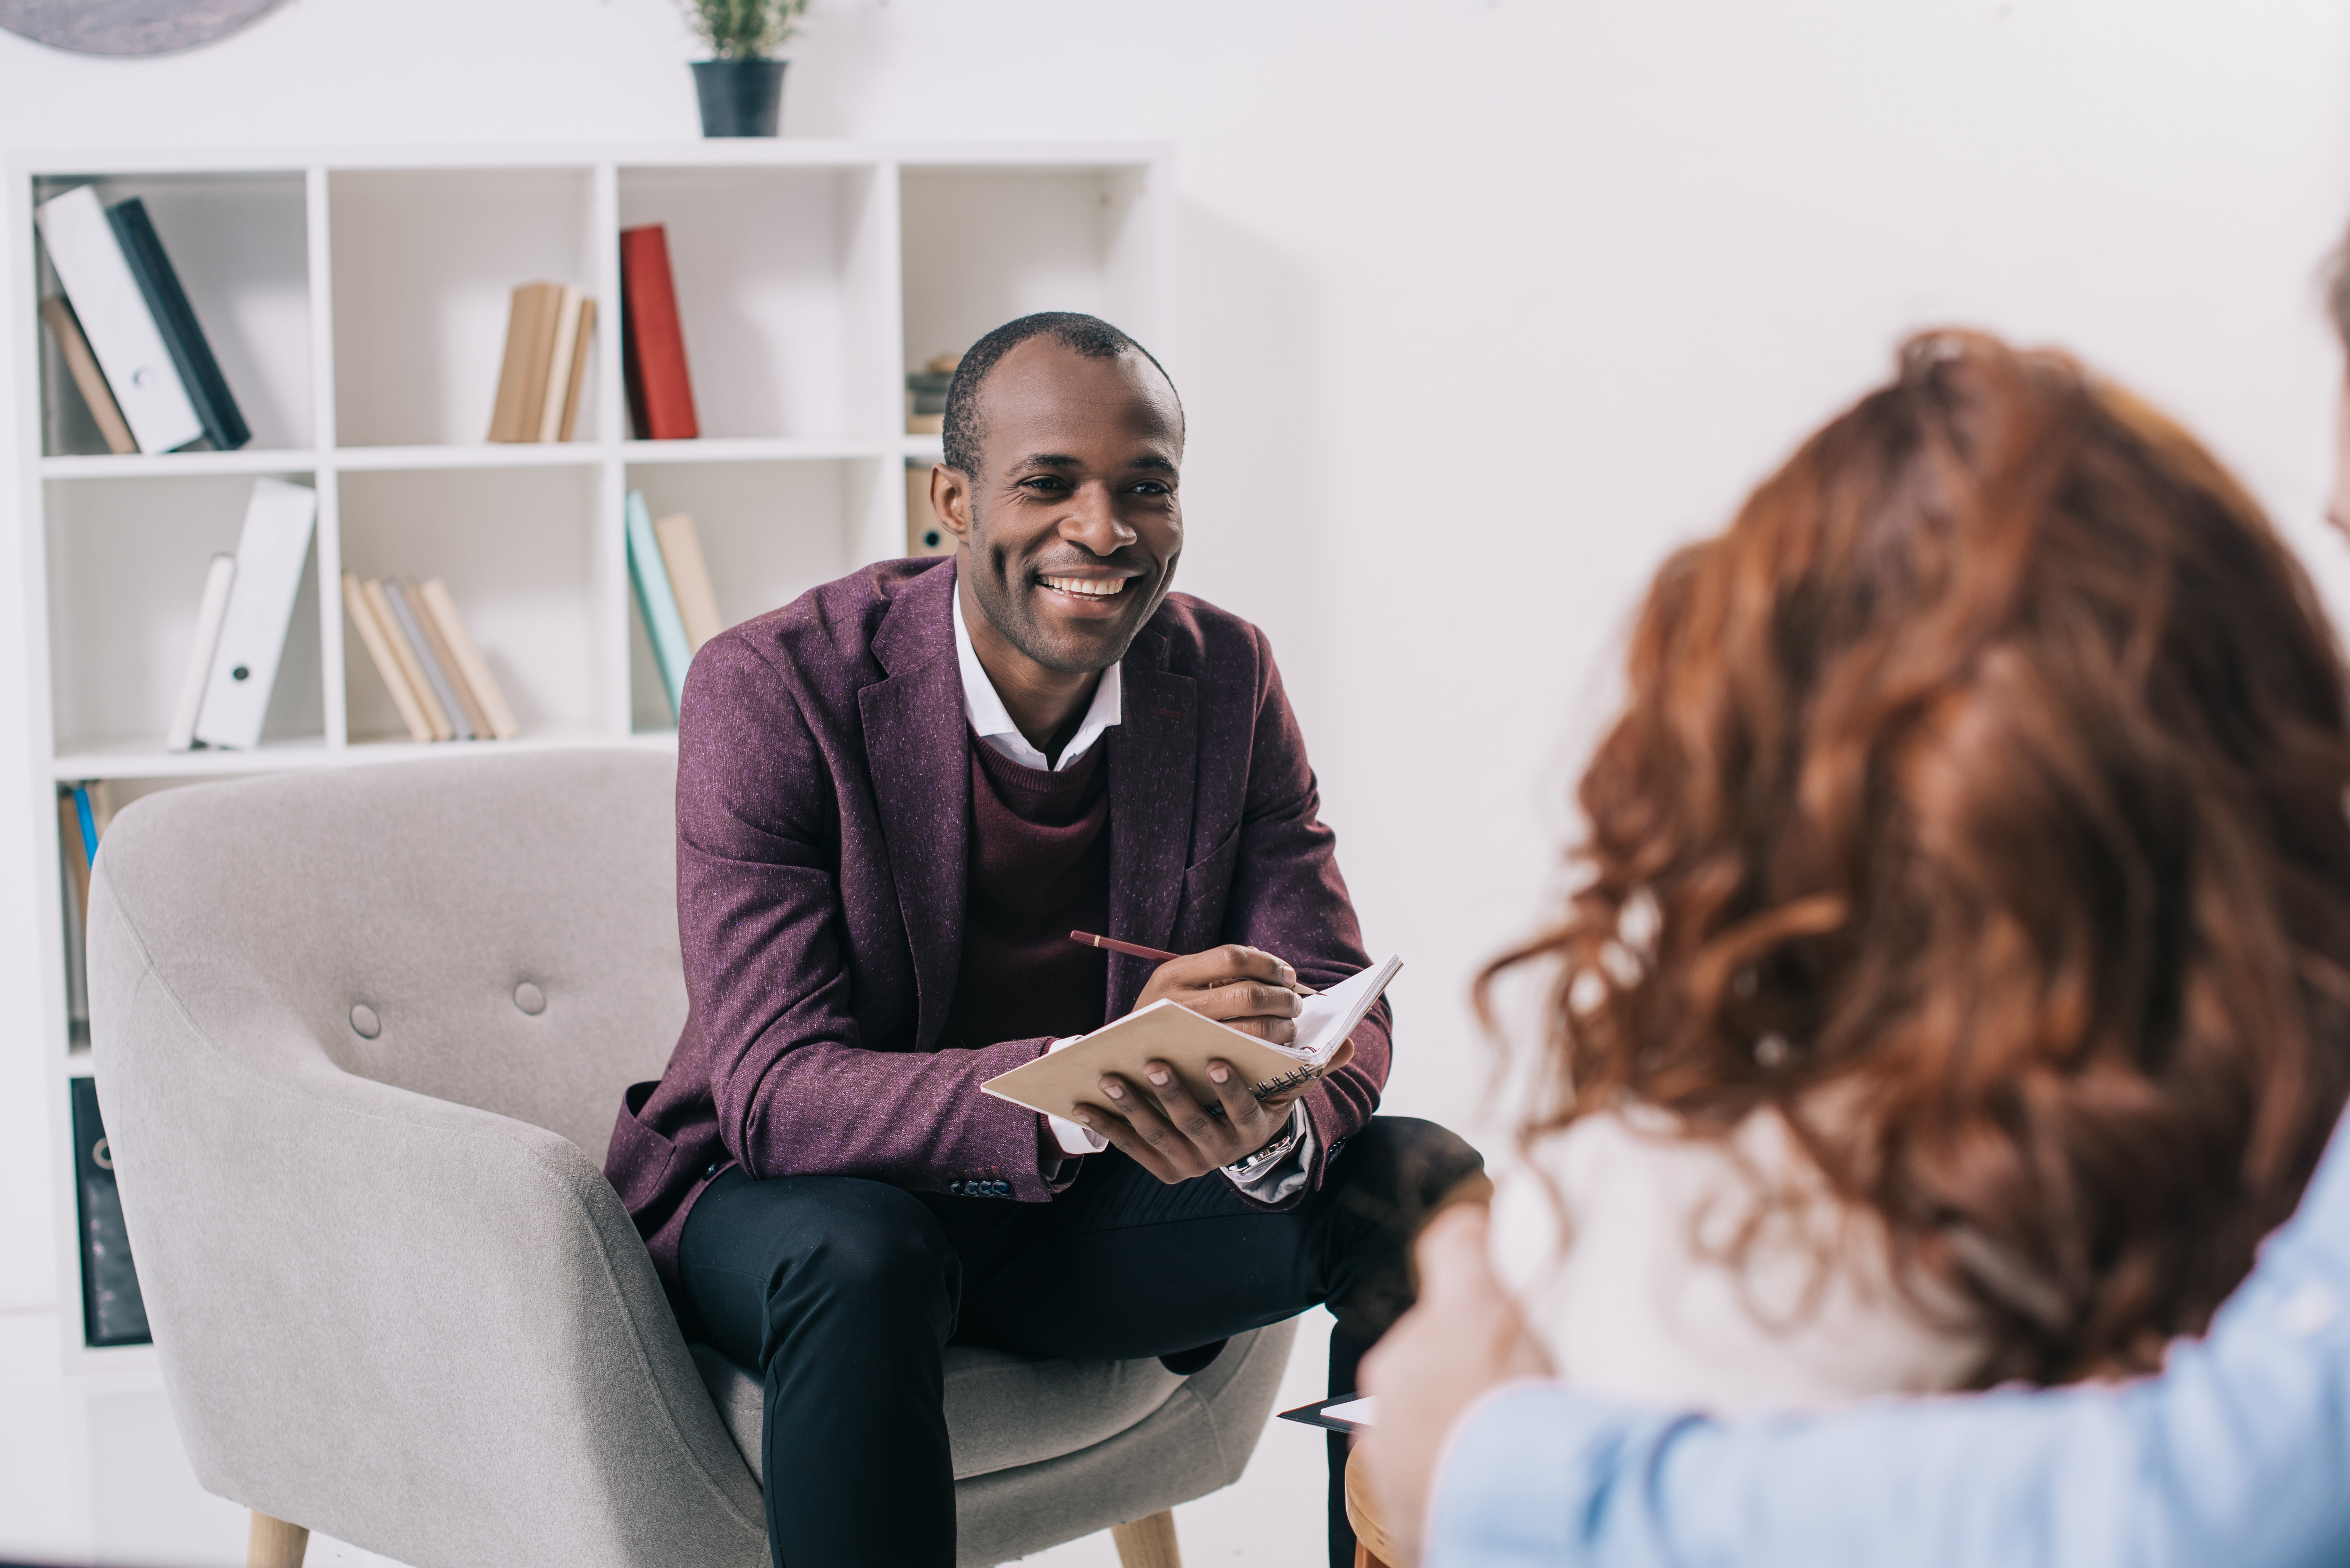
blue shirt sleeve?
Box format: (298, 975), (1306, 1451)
(1427, 1112), (2350, 1568)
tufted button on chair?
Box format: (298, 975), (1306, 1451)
(85, 749), (1295, 1568)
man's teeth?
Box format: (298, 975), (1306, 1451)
(1040, 576), (1126, 598)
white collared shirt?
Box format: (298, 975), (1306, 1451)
(952, 588), (1123, 771)
(949, 581), (1313, 1198)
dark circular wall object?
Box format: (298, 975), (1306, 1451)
(0, 0), (286, 56)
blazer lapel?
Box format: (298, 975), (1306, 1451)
(858, 563), (968, 1052)
(1105, 630), (1199, 1011)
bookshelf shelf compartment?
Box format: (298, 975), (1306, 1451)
(337, 465), (602, 745)
(13, 140), (1169, 1366)
(33, 169), (314, 458)
(330, 167), (602, 450)
(44, 472), (327, 762)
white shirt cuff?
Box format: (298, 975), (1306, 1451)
(1222, 1101), (1314, 1199)
(1043, 1037), (1111, 1156)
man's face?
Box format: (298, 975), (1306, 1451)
(942, 338), (1184, 674)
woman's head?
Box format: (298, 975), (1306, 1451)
(1491, 330), (2350, 1384)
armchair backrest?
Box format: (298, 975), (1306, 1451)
(97, 747), (684, 1162)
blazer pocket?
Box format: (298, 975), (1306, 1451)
(1176, 823), (1243, 935)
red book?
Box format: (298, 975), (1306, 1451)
(619, 225), (699, 441)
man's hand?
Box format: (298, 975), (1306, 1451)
(1358, 1204), (1552, 1563)
(1075, 1036), (1355, 1183)
(1131, 943), (1306, 1043)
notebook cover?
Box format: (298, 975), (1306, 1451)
(620, 225), (699, 440)
(38, 294), (136, 456)
(35, 185), (203, 453)
(71, 1077), (152, 1348)
(105, 198), (250, 451)
(980, 957), (1401, 1124)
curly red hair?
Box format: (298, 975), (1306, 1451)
(1485, 330), (2350, 1383)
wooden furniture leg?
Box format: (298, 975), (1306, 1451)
(1345, 1448), (1405, 1568)
(247, 1510), (309, 1568)
(1110, 1508), (1182, 1568)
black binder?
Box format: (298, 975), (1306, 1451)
(69, 1076), (151, 1348)
(104, 197), (249, 452)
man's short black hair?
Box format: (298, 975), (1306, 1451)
(939, 312), (1182, 477)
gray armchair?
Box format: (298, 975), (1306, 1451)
(85, 748), (1295, 1568)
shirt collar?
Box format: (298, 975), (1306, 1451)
(952, 585), (1123, 772)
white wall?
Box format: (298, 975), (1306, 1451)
(4, 0), (2347, 1315)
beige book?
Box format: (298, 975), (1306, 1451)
(344, 573), (435, 742)
(487, 282), (563, 442)
(980, 956), (1401, 1123)
(39, 295), (135, 456)
(363, 577), (452, 739)
(653, 511), (724, 652)
(402, 577), (493, 738)
(556, 297), (596, 442)
(418, 578), (520, 740)
(536, 285), (584, 444)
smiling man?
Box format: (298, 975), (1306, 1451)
(604, 313), (1481, 1568)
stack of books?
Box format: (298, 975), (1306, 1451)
(35, 185), (249, 456)
(168, 478), (318, 752)
(624, 492), (723, 721)
(341, 574), (519, 744)
(488, 282), (596, 443)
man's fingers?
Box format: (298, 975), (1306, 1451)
(1160, 945), (1298, 991)
(1204, 1058), (1282, 1140)
(1135, 1060), (1223, 1146)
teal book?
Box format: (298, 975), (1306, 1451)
(626, 490), (692, 720)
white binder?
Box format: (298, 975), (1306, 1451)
(193, 480), (317, 751)
(165, 553), (236, 751)
(34, 185), (203, 455)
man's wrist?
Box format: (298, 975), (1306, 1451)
(1224, 1104), (1305, 1177)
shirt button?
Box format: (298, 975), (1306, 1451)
(704, 1161), (723, 1180)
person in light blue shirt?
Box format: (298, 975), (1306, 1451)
(1359, 306), (2350, 1565)
(1366, 1114), (2349, 1567)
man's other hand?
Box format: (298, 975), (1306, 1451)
(1132, 943), (1304, 1043)
(1358, 1204), (1553, 1563)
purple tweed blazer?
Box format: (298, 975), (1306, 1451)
(603, 555), (1391, 1292)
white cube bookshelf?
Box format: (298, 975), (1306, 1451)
(7, 140), (1173, 1367)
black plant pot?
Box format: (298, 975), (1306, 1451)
(693, 59), (787, 137)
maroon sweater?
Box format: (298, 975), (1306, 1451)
(937, 735), (1112, 1052)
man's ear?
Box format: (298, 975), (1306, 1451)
(931, 464), (974, 547)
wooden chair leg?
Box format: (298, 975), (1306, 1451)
(247, 1510), (309, 1568)
(1110, 1508), (1182, 1568)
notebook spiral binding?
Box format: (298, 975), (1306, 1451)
(1250, 1062), (1326, 1098)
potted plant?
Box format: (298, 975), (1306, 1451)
(680, 0), (809, 137)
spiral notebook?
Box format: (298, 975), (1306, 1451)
(980, 954), (1402, 1122)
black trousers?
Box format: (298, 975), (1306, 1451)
(678, 1115), (1482, 1568)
